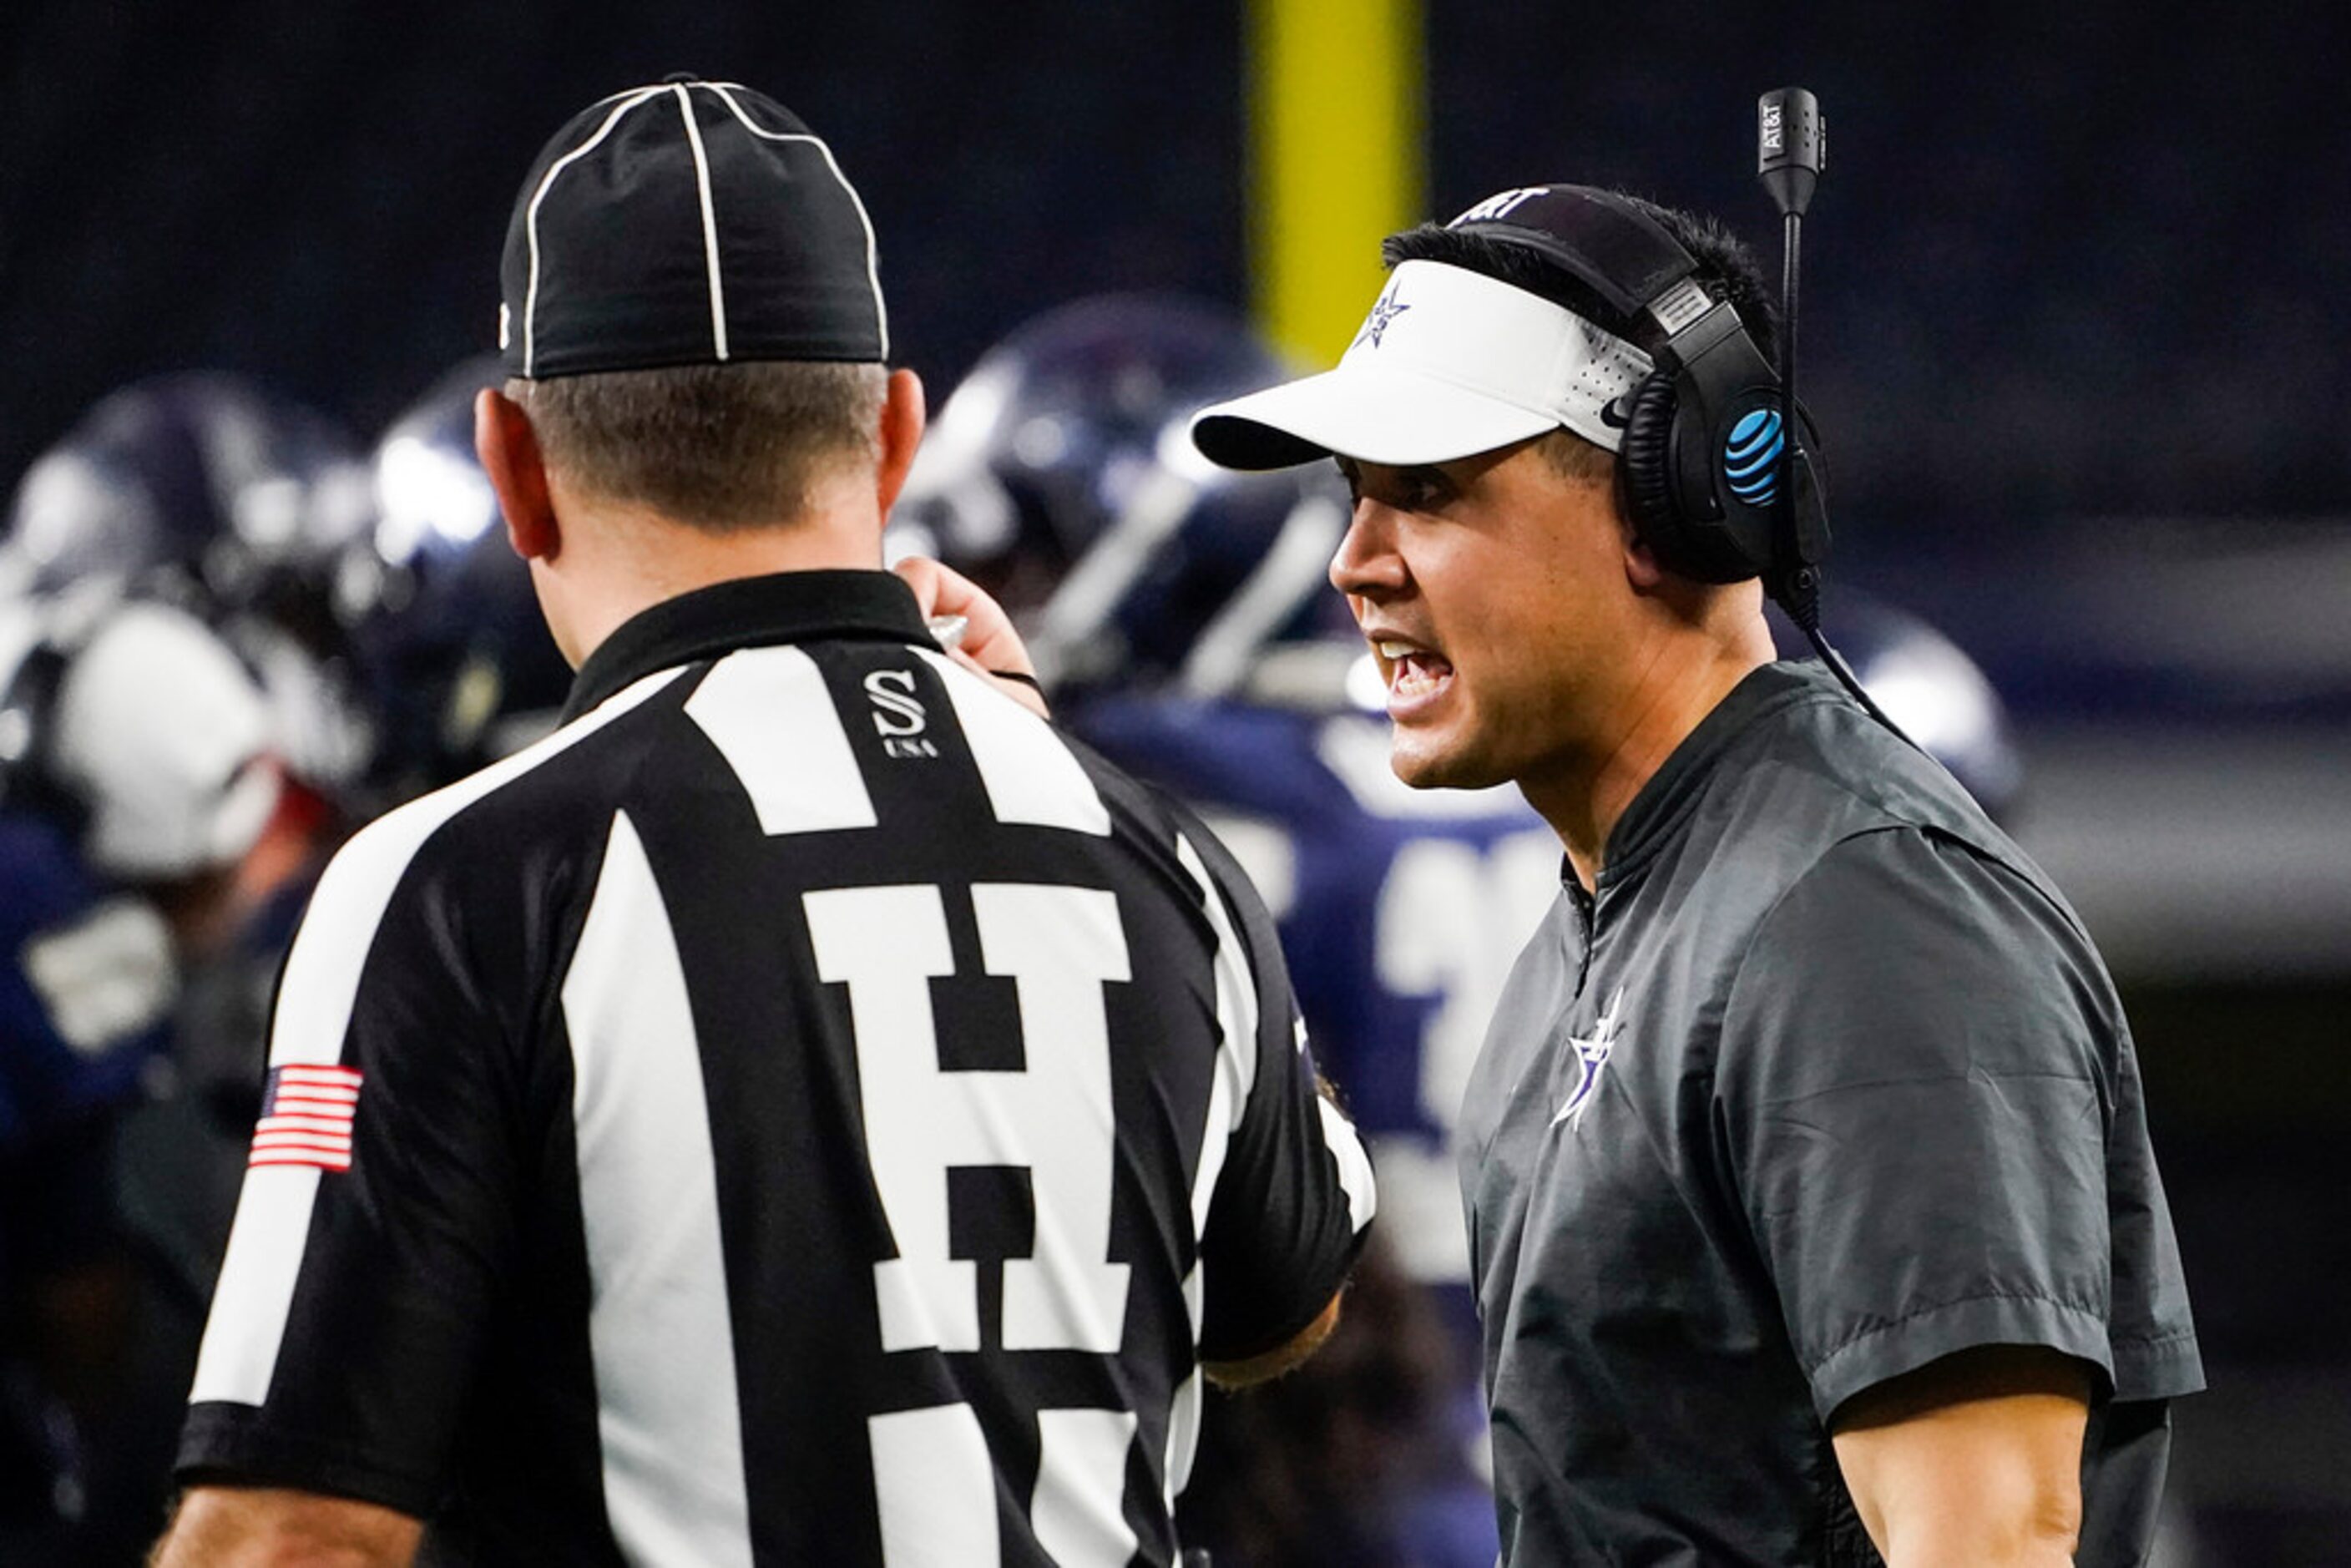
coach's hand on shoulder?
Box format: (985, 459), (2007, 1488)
(153, 1484), (423, 1567)
(1829, 1344), (2092, 1566)
(893, 554), (1049, 718)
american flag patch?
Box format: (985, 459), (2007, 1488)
(250, 1065), (365, 1171)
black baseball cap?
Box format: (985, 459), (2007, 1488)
(498, 77), (889, 380)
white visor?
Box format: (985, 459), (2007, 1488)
(1191, 260), (1653, 470)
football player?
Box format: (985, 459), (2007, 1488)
(0, 588), (281, 1556)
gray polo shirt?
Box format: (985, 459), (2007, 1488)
(1459, 661), (2202, 1566)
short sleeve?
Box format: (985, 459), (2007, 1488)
(1716, 826), (2199, 1421)
(176, 824), (523, 1515)
(1180, 818), (1375, 1364)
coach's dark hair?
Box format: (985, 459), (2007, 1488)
(508, 360), (886, 533)
(1383, 197), (1777, 486)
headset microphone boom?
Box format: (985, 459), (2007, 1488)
(1751, 86), (1915, 745)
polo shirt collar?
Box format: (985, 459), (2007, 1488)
(1596, 660), (1843, 891)
(562, 569), (933, 722)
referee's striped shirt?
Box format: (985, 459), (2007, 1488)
(178, 570), (1374, 1565)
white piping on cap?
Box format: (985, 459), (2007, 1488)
(670, 83), (731, 362)
(522, 87), (665, 378)
(702, 81), (890, 359)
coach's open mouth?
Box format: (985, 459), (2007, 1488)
(1374, 636), (1454, 709)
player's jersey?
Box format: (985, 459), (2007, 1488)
(1069, 650), (1557, 1286)
(178, 572), (1371, 1565)
(0, 812), (177, 1523)
(0, 812), (175, 1160)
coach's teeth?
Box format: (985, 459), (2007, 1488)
(1391, 655), (1441, 697)
(1376, 639), (1418, 659)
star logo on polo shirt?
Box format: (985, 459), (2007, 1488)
(1351, 281), (1411, 350)
(1550, 987), (1628, 1129)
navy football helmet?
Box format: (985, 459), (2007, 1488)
(1772, 590), (2025, 823)
(3, 372), (373, 609)
(891, 296), (1352, 698)
(2, 373), (378, 794)
(356, 357), (573, 799)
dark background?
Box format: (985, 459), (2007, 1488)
(8, 5), (2350, 536)
(4, 3), (2344, 1562)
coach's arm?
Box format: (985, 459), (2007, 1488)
(1829, 1344), (2092, 1567)
(153, 1485), (422, 1567)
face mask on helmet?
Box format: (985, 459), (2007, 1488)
(889, 296), (1352, 701)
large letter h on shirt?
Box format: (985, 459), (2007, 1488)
(805, 883), (1135, 1354)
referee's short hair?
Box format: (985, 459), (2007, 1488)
(508, 361), (887, 533)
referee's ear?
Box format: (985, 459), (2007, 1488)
(476, 387), (561, 564)
(873, 367), (927, 520)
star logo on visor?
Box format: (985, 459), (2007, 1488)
(1351, 283), (1411, 350)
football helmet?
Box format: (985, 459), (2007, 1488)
(891, 296), (1351, 698)
(2, 372), (377, 793)
(356, 358), (572, 797)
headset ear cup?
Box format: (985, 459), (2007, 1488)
(1615, 371), (1685, 569)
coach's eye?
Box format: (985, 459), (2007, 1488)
(1335, 459), (1364, 508)
(1390, 468), (1451, 511)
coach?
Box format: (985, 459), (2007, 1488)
(1183, 185), (2201, 1565)
(159, 78), (1372, 1565)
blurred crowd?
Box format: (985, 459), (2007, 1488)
(0, 300), (2020, 1565)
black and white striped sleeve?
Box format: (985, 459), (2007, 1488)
(1176, 815), (1375, 1365)
(174, 798), (528, 1516)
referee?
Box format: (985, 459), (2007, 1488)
(159, 78), (1373, 1565)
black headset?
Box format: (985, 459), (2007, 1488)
(1447, 184), (1828, 599)
(1444, 94), (1917, 746)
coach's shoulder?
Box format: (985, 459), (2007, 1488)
(1730, 824), (2123, 1075)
